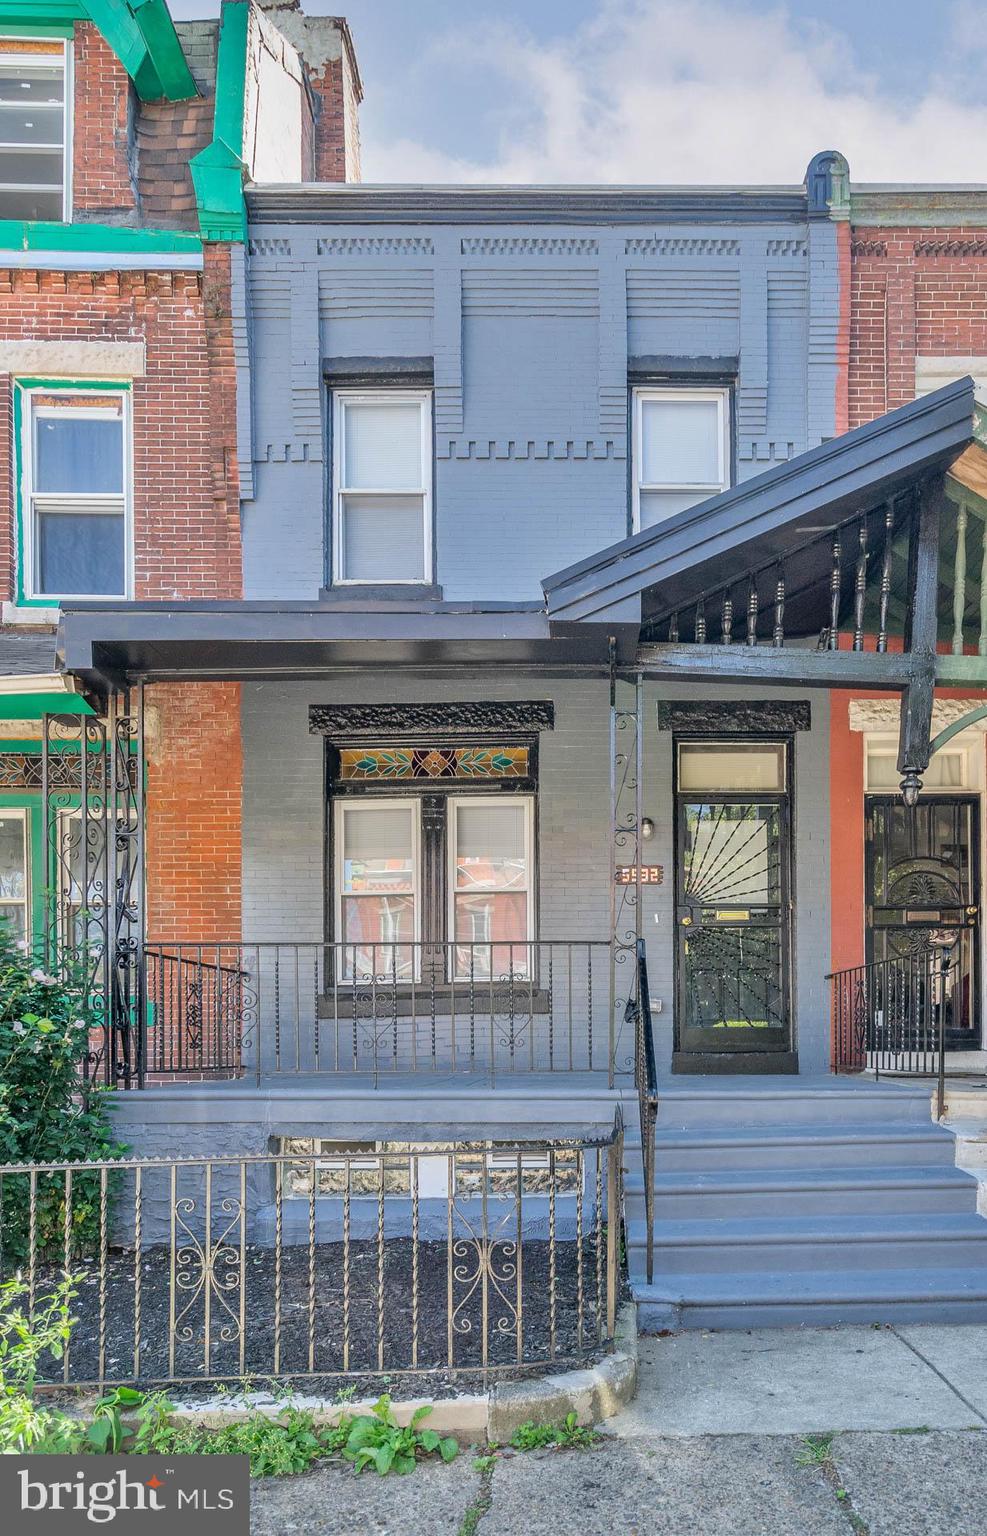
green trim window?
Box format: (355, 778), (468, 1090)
(0, 34), (70, 222)
(16, 380), (132, 601)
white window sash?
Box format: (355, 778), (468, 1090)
(632, 387), (730, 532)
(333, 796), (422, 980)
(21, 384), (133, 601)
(331, 389), (432, 585)
(447, 794), (534, 978)
(0, 38), (71, 220)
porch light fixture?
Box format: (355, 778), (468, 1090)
(641, 816), (655, 841)
(899, 770), (922, 807)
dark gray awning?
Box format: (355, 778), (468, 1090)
(57, 602), (634, 691)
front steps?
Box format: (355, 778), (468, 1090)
(623, 1077), (987, 1329)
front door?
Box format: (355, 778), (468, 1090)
(866, 795), (980, 1047)
(674, 740), (793, 1070)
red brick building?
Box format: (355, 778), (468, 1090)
(830, 189), (987, 1059)
(0, 2), (360, 952)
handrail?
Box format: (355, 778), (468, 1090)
(827, 946), (954, 1115)
(631, 937), (658, 1284)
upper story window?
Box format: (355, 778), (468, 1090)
(20, 384), (131, 601)
(632, 387), (730, 532)
(332, 390), (432, 585)
(0, 38), (69, 222)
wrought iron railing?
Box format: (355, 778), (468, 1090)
(629, 939), (658, 1284)
(141, 940), (619, 1084)
(0, 1127), (624, 1390)
(828, 948), (956, 1110)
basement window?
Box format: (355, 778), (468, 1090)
(19, 384), (131, 601)
(0, 37), (70, 222)
(280, 1139), (580, 1196)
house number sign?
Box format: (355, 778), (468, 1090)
(616, 865), (664, 885)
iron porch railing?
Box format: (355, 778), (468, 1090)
(141, 940), (618, 1083)
(828, 947), (959, 1113)
(0, 1128), (624, 1390)
(630, 938), (658, 1285)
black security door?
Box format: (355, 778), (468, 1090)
(866, 796), (980, 1045)
(675, 741), (793, 1066)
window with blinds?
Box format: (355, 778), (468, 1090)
(0, 37), (69, 221)
(331, 390), (432, 584)
(632, 387), (730, 531)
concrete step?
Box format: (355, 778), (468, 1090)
(622, 1121), (958, 1172)
(627, 1210), (987, 1274)
(650, 1081), (935, 1130)
(633, 1266), (987, 1330)
(624, 1164), (979, 1220)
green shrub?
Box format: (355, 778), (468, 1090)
(0, 926), (126, 1263)
(0, 1276), (86, 1453)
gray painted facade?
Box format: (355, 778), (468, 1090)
(240, 192), (841, 601)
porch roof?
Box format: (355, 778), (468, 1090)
(55, 600), (631, 693)
(543, 378), (984, 624)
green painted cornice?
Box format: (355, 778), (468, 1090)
(0, 218), (202, 256)
(0, 0), (197, 102)
(190, 0), (248, 243)
(130, 0), (197, 101)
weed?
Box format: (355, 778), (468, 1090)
(343, 1394), (458, 1477)
(510, 1412), (598, 1451)
(891, 1425), (930, 1435)
(795, 1432), (836, 1467)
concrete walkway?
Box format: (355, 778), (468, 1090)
(248, 1326), (987, 1535)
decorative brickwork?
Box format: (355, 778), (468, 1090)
(849, 226), (987, 426)
(71, 22), (136, 219)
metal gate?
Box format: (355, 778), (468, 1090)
(42, 693), (145, 1086)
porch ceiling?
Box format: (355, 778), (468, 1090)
(543, 378), (980, 625)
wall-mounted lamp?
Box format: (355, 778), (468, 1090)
(641, 816), (655, 841)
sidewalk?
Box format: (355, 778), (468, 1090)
(248, 1325), (987, 1535)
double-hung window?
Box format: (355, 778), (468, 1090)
(333, 789), (534, 981)
(332, 390), (432, 584)
(0, 37), (69, 221)
(632, 387), (730, 531)
(21, 385), (131, 600)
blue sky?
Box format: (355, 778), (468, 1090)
(168, 1), (987, 183)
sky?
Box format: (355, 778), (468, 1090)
(167, 0), (987, 185)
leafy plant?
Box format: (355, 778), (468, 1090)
(0, 925), (127, 1263)
(0, 1276), (86, 1453)
(88, 1386), (146, 1452)
(343, 1395), (459, 1477)
(509, 1412), (598, 1451)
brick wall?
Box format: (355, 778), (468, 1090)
(71, 21), (136, 219)
(146, 681), (243, 944)
(0, 255), (241, 603)
(849, 227), (987, 426)
(310, 52), (361, 183)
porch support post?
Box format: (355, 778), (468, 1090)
(609, 640), (645, 1087)
(897, 478), (942, 804)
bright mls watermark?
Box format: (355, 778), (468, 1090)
(0, 1456), (248, 1533)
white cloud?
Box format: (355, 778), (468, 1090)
(361, 0), (987, 184)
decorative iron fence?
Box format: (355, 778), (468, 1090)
(829, 947), (954, 1082)
(0, 1128), (624, 1390)
(141, 940), (619, 1083)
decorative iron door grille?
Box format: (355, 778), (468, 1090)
(675, 791), (792, 1057)
(866, 795), (980, 1046)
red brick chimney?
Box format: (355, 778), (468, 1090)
(253, 1), (362, 182)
